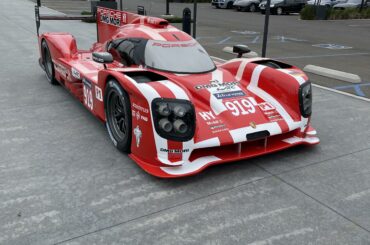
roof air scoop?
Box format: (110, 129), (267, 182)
(131, 17), (169, 28)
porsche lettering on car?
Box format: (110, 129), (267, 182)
(36, 7), (319, 178)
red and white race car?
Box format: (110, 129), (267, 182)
(36, 7), (319, 178)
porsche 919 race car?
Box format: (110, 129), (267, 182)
(35, 6), (319, 178)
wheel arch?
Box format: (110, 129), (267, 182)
(96, 70), (142, 121)
(39, 33), (78, 63)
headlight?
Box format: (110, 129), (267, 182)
(299, 82), (312, 118)
(152, 98), (195, 141)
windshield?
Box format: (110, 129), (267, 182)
(346, 0), (361, 3)
(145, 40), (216, 74)
(110, 38), (216, 74)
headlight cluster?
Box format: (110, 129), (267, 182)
(152, 98), (195, 141)
(299, 82), (312, 118)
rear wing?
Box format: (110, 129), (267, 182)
(35, 0), (151, 44)
(35, 0), (94, 37)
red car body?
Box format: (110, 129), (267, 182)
(37, 7), (319, 178)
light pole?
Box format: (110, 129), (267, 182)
(261, 0), (271, 57)
(193, 0), (197, 38)
(166, 0), (170, 15)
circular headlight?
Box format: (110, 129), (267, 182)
(158, 103), (171, 116)
(159, 118), (173, 133)
(173, 105), (187, 117)
(173, 119), (188, 134)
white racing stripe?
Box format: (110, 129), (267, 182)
(138, 25), (166, 41)
(306, 130), (317, 136)
(124, 76), (178, 166)
(247, 65), (302, 131)
(210, 69), (227, 115)
(229, 122), (282, 144)
(161, 156), (221, 175)
(278, 69), (306, 85)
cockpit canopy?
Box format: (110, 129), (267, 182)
(107, 38), (216, 74)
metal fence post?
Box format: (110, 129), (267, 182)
(262, 0), (271, 57)
(193, 0), (197, 38)
(183, 8), (191, 35)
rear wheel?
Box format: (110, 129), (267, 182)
(249, 3), (257, 12)
(227, 1), (233, 8)
(276, 7), (283, 15)
(42, 41), (58, 85)
(105, 79), (132, 153)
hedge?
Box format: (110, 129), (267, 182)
(300, 5), (370, 20)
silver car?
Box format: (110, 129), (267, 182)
(307, 0), (346, 7)
(333, 0), (368, 9)
(212, 0), (236, 9)
(233, 0), (262, 11)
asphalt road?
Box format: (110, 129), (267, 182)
(0, 0), (370, 244)
(34, 0), (370, 98)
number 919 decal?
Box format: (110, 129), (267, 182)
(224, 97), (257, 116)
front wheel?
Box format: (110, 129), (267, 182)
(105, 79), (132, 153)
(249, 3), (257, 12)
(41, 41), (58, 85)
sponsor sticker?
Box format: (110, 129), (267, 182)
(133, 126), (142, 147)
(132, 103), (149, 114)
(99, 9), (122, 27)
(195, 80), (239, 90)
(133, 110), (149, 122)
(160, 148), (190, 153)
(214, 91), (245, 99)
(54, 63), (69, 80)
(71, 67), (81, 80)
(95, 86), (103, 102)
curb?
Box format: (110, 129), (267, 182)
(222, 47), (259, 58)
(303, 64), (361, 84)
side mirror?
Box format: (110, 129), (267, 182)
(233, 45), (251, 58)
(92, 52), (113, 69)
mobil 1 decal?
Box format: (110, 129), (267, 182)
(83, 78), (93, 110)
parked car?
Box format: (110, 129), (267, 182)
(212, 0), (236, 8)
(233, 0), (262, 12)
(307, 0), (346, 7)
(333, 0), (367, 9)
(260, 0), (307, 14)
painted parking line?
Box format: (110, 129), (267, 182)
(217, 36), (232, 44)
(333, 82), (370, 97)
(312, 44), (353, 50)
(274, 52), (370, 60)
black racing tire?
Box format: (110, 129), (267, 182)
(41, 41), (58, 85)
(261, 10), (266, 14)
(105, 79), (132, 153)
(227, 1), (234, 9)
(249, 3), (257, 12)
